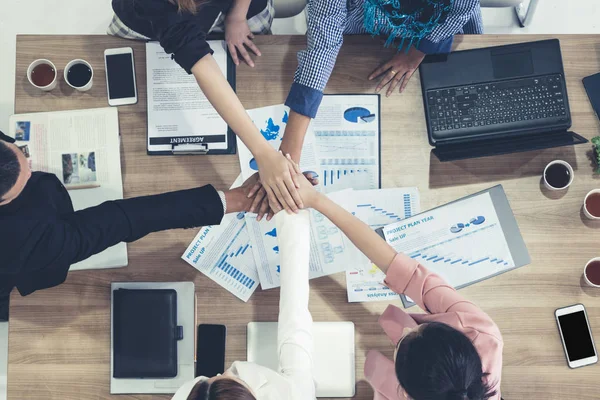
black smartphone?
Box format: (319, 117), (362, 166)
(583, 72), (600, 121)
(196, 324), (227, 377)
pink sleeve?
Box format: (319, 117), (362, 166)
(383, 253), (482, 315)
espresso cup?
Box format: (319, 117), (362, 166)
(583, 189), (600, 220)
(64, 59), (93, 91)
(27, 59), (58, 91)
(584, 257), (600, 288)
(543, 160), (574, 191)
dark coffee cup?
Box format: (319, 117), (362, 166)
(584, 258), (600, 288)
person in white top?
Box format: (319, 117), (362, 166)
(172, 210), (316, 400)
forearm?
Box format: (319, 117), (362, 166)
(101, 185), (224, 241)
(227, 0), (252, 19)
(313, 194), (397, 273)
(276, 211), (314, 377)
(279, 111), (311, 163)
(191, 55), (271, 156)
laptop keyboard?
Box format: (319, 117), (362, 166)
(426, 74), (568, 134)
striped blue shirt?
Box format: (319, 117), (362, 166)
(285, 0), (482, 118)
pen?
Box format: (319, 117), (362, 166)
(66, 184), (101, 190)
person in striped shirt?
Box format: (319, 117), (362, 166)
(278, 0), (482, 164)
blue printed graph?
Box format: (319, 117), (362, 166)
(250, 111), (289, 170)
(344, 107), (375, 123)
(408, 251), (508, 267)
(265, 228), (277, 237)
(260, 118), (281, 141)
(406, 224), (509, 268)
(322, 167), (376, 189)
(273, 246), (279, 253)
(450, 216), (486, 233)
(216, 244), (256, 289)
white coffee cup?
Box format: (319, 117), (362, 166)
(583, 189), (600, 220)
(27, 59), (58, 91)
(543, 160), (574, 191)
(584, 257), (600, 288)
(64, 59), (93, 91)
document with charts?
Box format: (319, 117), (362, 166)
(314, 95), (380, 193)
(182, 175), (259, 302)
(382, 192), (515, 302)
(237, 105), (354, 289)
(244, 190), (355, 290)
(345, 188), (420, 302)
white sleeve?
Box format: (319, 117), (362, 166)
(275, 210), (315, 397)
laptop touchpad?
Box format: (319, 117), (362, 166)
(491, 50), (534, 79)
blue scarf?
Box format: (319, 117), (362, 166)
(363, 0), (454, 50)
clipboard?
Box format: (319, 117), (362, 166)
(376, 185), (530, 308)
(145, 39), (237, 155)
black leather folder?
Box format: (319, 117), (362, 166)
(113, 289), (183, 378)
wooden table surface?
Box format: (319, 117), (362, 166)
(8, 34), (600, 400)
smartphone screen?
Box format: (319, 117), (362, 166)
(558, 311), (596, 362)
(106, 53), (136, 100)
(583, 73), (600, 120)
(196, 324), (226, 377)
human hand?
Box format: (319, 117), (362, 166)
(368, 46), (425, 97)
(284, 154), (322, 209)
(225, 16), (261, 67)
(223, 173), (260, 213)
(254, 150), (303, 214)
(248, 169), (319, 221)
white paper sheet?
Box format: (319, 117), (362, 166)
(382, 192), (515, 289)
(344, 188), (420, 302)
(146, 41), (230, 153)
(314, 95), (380, 193)
(182, 175), (260, 302)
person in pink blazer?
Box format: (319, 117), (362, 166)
(288, 156), (503, 400)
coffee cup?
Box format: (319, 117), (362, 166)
(543, 160), (573, 191)
(27, 59), (58, 91)
(583, 189), (600, 220)
(64, 59), (93, 91)
(584, 257), (600, 287)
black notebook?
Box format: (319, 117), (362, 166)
(113, 289), (183, 378)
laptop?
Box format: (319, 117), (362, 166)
(419, 39), (587, 161)
(246, 322), (355, 398)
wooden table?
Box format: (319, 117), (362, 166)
(8, 34), (600, 400)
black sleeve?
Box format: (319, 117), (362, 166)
(119, 0), (232, 73)
(35, 184), (224, 267)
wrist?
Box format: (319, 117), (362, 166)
(279, 140), (301, 163)
(311, 192), (327, 211)
(226, 12), (246, 22)
(253, 143), (275, 159)
(224, 189), (247, 213)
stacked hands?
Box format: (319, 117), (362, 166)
(226, 153), (320, 221)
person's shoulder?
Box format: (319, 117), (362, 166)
(457, 310), (503, 344)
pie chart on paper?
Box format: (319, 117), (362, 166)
(344, 107), (375, 123)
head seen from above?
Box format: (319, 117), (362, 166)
(0, 140), (31, 206)
(394, 322), (496, 400)
(187, 376), (256, 400)
(172, 0), (203, 14)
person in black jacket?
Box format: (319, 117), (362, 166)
(0, 135), (255, 321)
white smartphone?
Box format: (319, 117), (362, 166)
(104, 47), (138, 106)
(555, 304), (598, 368)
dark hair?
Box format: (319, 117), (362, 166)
(0, 141), (21, 201)
(187, 378), (256, 400)
(395, 322), (496, 400)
